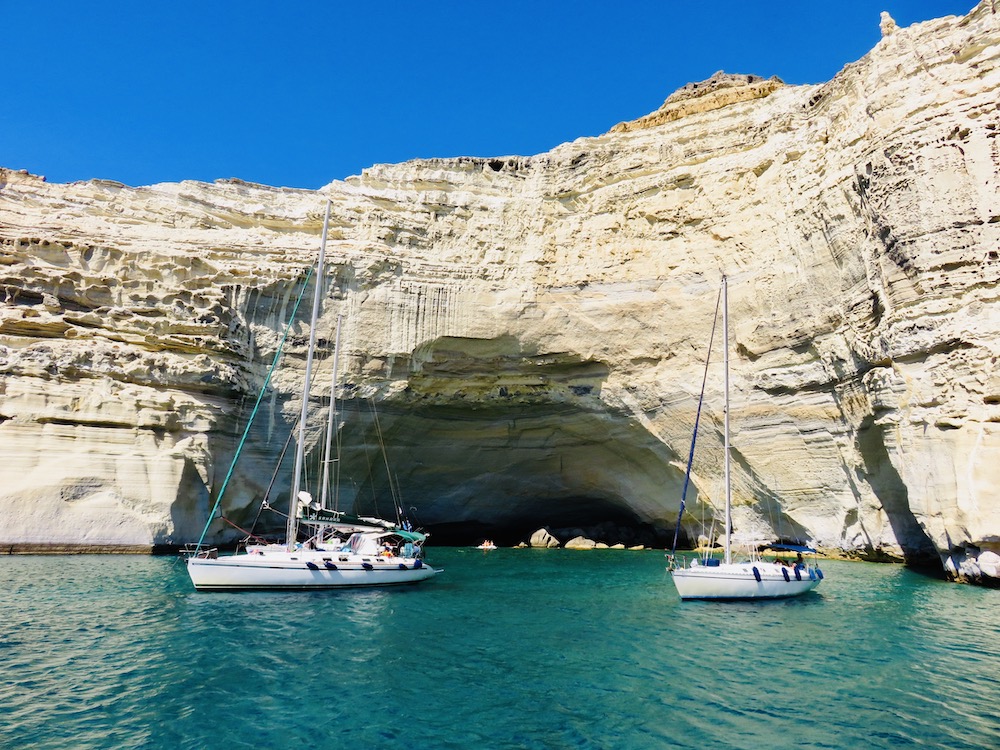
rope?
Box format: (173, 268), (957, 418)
(193, 264), (315, 552)
(219, 515), (270, 544)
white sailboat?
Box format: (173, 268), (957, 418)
(669, 275), (823, 600)
(187, 202), (437, 591)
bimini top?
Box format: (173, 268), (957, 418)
(383, 529), (427, 543)
(765, 543), (817, 553)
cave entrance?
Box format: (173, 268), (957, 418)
(856, 417), (941, 572)
(421, 494), (672, 548)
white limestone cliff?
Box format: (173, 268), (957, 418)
(1, 3), (998, 580)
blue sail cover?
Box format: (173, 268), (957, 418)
(765, 544), (817, 553)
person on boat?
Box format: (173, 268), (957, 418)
(794, 551), (805, 569)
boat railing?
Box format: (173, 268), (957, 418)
(183, 544), (219, 560)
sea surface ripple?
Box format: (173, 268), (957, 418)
(2, 549), (999, 749)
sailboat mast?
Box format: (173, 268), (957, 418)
(286, 200), (331, 550)
(320, 314), (344, 511)
(722, 274), (732, 566)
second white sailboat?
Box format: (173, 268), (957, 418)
(669, 275), (823, 600)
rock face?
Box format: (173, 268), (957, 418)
(1, 4), (998, 578)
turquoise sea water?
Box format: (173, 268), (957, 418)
(3, 549), (1000, 750)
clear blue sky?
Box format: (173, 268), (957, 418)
(3, 0), (975, 189)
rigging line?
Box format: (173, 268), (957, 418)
(355, 398), (380, 516)
(364, 399), (385, 521)
(249, 420), (298, 535)
(290, 323), (334, 508)
(303, 450), (312, 503)
(369, 398), (402, 524)
(219, 515), (269, 544)
(407, 505), (425, 530)
(669, 281), (724, 558)
(285, 200), (331, 550)
(763, 489), (779, 542)
(702, 486), (719, 562)
(248, 337), (328, 538)
(320, 314), (343, 511)
(193, 264), (316, 552)
(393, 471), (405, 524)
(333, 401), (343, 511)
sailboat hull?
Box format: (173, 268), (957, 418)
(187, 553), (437, 591)
(671, 562), (821, 600)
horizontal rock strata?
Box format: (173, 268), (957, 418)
(1, 3), (999, 582)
